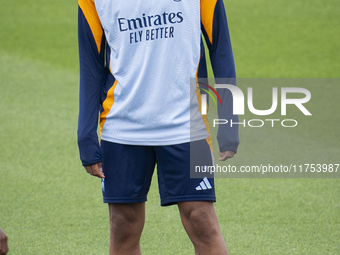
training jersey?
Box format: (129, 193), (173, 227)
(78, 0), (239, 166)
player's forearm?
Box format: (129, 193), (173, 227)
(77, 108), (102, 166)
(77, 60), (104, 166)
(216, 87), (239, 153)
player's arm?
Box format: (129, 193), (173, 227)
(0, 228), (8, 255)
(201, 0), (239, 157)
(77, 0), (106, 168)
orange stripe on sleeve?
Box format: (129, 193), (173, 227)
(200, 0), (218, 45)
(78, 0), (103, 53)
(196, 54), (213, 151)
(100, 80), (118, 134)
(196, 87), (213, 152)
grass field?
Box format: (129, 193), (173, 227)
(0, 0), (339, 254)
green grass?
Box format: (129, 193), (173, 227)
(0, 0), (339, 254)
(225, 0), (340, 77)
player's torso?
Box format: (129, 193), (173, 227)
(95, 0), (207, 145)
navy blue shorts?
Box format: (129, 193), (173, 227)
(101, 139), (215, 206)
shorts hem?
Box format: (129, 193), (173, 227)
(103, 196), (147, 204)
(161, 195), (216, 207)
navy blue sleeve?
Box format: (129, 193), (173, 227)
(77, 4), (106, 166)
(201, 0), (239, 153)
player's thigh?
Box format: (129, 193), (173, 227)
(155, 139), (215, 206)
(101, 140), (156, 204)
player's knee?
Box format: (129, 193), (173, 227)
(181, 204), (219, 243)
(190, 210), (218, 241)
(109, 204), (144, 237)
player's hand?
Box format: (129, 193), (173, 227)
(84, 162), (105, 178)
(0, 228), (8, 255)
(218, 150), (235, 161)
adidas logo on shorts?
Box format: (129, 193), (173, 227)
(196, 177), (212, 191)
